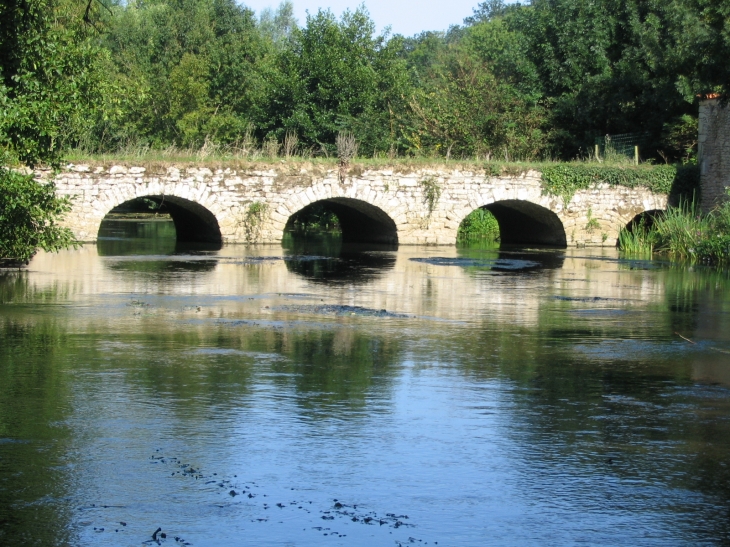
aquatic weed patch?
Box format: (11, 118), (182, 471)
(274, 304), (409, 318)
(618, 196), (730, 266)
(410, 257), (540, 271)
(86, 449), (424, 545)
(552, 296), (624, 302)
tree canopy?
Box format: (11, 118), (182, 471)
(3, 0), (729, 164)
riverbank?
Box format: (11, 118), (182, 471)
(619, 193), (730, 265)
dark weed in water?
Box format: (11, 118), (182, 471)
(552, 296), (624, 302)
(410, 257), (540, 271)
(274, 304), (410, 318)
(101, 449), (426, 545)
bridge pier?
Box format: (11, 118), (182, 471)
(699, 97), (730, 211)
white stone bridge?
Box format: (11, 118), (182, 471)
(51, 164), (668, 247)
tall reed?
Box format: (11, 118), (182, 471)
(618, 194), (730, 265)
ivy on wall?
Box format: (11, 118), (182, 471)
(540, 164), (700, 205)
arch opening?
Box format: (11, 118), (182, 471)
(284, 198), (398, 245)
(456, 208), (501, 248)
(478, 200), (566, 247)
(616, 209), (664, 248)
(622, 210), (664, 233)
(99, 196), (222, 244)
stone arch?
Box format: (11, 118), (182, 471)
(623, 209), (664, 232)
(615, 208), (665, 245)
(284, 198), (398, 244)
(462, 200), (566, 247)
(100, 195), (222, 244)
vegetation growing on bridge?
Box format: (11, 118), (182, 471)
(540, 164), (700, 206)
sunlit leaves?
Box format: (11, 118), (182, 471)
(0, 169), (77, 262)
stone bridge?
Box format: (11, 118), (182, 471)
(51, 164), (668, 247)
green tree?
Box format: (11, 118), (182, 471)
(480, 0), (703, 158)
(407, 51), (550, 159)
(266, 7), (412, 155)
(0, 0), (111, 167)
(0, 0), (108, 263)
(259, 0), (297, 48)
(92, 0), (270, 149)
(668, 0), (730, 100)
(0, 170), (76, 263)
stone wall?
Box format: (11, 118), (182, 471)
(49, 164), (668, 246)
(699, 98), (730, 211)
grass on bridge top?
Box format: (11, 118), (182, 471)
(63, 144), (667, 178)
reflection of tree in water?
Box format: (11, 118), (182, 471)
(121, 325), (402, 416)
(98, 219), (222, 258)
(98, 219), (220, 274)
(282, 233), (397, 284)
(0, 271), (72, 304)
(267, 328), (402, 411)
(105, 257), (219, 275)
(98, 218), (178, 256)
(0, 317), (75, 546)
(430, 281), (730, 542)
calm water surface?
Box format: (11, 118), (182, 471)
(1, 220), (730, 546)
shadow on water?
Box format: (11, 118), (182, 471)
(282, 232), (397, 284)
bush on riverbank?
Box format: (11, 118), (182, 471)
(0, 169), (77, 265)
(618, 193), (730, 265)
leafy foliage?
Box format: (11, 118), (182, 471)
(540, 164), (699, 205)
(619, 194), (730, 265)
(285, 203), (341, 234)
(0, 169), (77, 262)
(0, 0), (111, 168)
(6, 0), (725, 164)
(419, 177), (442, 215)
(0, 0), (104, 262)
(267, 7), (410, 156)
(457, 208), (500, 242)
(407, 52), (550, 159)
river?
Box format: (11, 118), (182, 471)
(1, 219), (729, 546)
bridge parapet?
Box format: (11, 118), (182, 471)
(50, 163), (668, 246)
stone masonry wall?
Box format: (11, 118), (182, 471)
(49, 164), (668, 246)
(699, 98), (730, 211)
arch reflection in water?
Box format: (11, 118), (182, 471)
(98, 217), (220, 274)
(282, 233), (397, 284)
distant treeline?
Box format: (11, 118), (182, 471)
(3, 0), (730, 164)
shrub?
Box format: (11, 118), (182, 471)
(457, 208), (500, 242)
(0, 169), (77, 264)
